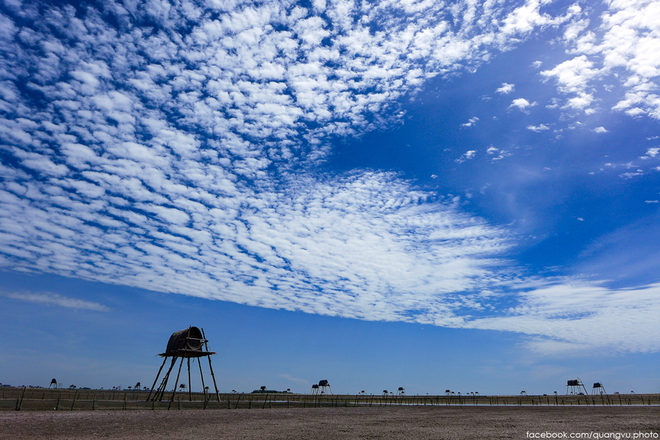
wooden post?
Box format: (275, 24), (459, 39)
(187, 358), (192, 402)
(201, 328), (221, 402)
(197, 358), (207, 403)
(168, 357), (185, 410)
(148, 356), (169, 401)
(16, 387), (26, 411)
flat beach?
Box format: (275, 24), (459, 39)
(1, 406), (658, 439)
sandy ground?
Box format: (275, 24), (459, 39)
(1, 406), (659, 439)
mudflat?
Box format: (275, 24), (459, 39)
(1, 406), (658, 439)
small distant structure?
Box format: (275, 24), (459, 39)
(397, 387), (405, 396)
(318, 379), (332, 395)
(311, 384), (320, 395)
(147, 326), (220, 403)
(592, 382), (607, 395)
(49, 378), (57, 389)
(520, 391), (527, 395)
(566, 377), (588, 395)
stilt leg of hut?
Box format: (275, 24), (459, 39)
(197, 358), (208, 407)
(197, 357), (206, 396)
(154, 356), (178, 401)
(147, 356), (167, 401)
(168, 357), (185, 408)
(207, 355), (221, 402)
(201, 328), (221, 402)
(187, 358), (192, 402)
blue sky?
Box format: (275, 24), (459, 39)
(0, 0), (659, 395)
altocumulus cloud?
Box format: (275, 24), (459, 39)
(0, 0), (659, 354)
(543, 0), (660, 118)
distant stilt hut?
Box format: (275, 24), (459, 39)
(147, 326), (220, 403)
(592, 382), (607, 395)
(566, 377), (588, 395)
(318, 380), (332, 395)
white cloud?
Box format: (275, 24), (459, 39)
(564, 92), (595, 112)
(499, 0), (578, 36)
(620, 170), (644, 178)
(642, 147), (659, 159)
(541, 56), (599, 94)
(496, 83), (515, 94)
(0, 169), (514, 325)
(543, 0), (660, 119)
(0, 0), (589, 172)
(467, 281), (660, 354)
(509, 98), (536, 110)
(279, 373), (309, 386)
(455, 150), (477, 163)
(461, 117), (479, 127)
(3, 291), (110, 311)
(593, 126), (608, 133)
(485, 146), (511, 161)
(527, 124), (550, 132)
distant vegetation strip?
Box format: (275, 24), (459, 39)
(1, 388), (659, 411)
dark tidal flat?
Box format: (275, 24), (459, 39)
(1, 406), (659, 439)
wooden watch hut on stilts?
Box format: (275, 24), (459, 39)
(147, 326), (220, 404)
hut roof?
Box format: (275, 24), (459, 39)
(159, 326), (215, 358)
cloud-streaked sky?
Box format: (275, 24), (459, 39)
(1, 0), (659, 394)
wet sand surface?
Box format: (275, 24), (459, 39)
(1, 406), (659, 439)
